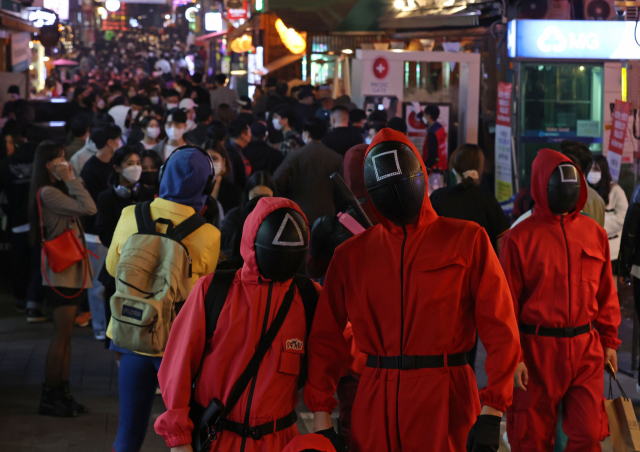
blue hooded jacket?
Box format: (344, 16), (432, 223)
(159, 147), (212, 213)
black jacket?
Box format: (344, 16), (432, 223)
(243, 139), (284, 175)
(185, 123), (209, 147)
(0, 143), (36, 228)
(321, 127), (364, 157)
(216, 177), (243, 215)
(618, 183), (640, 275)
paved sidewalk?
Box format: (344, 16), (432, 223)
(1, 312), (638, 451)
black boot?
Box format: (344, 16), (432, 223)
(60, 381), (88, 414)
(39, 384), (77, 417)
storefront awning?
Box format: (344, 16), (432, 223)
(378, 1), (499, 31)
(0, 10), (38, 33)
(256, 53), (303, 76)
(194, 30), (227, 46)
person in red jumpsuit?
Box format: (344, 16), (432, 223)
(304, 128), (520, 452)
(154, 197), (320, 452)
(500, 148), (621, 452)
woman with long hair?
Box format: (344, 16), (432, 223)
(28, 140), (97, 417)
(203, 138), (243, 216)
(587, 154), (629, 275)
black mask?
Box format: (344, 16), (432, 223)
(547, 163), (581, 215)
(254, 208), (309, 282)
(363, 140), (426, 226)
(140, 171), (159, 186)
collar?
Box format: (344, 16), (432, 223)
(151, 197), (196, 218)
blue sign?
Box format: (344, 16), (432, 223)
(508, 20), (640, 60)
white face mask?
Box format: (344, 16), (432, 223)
(121, 165), (142, 183)
(131, 110), (139, 120)
(587, 171), (602, 185)
(150, 96), (159, 104)
(166, 126), (184, 141)
(146, 127), (160, 139)
(166, 102), (178, 110)
(272, 118), (283, 131)
(111, 138), (123, 150)
(302, 132), (310, 145)
(186, 119), (196, 131)
(213, 161), (223, 176)
(97, 99), (105, 109)
(365, 136), (373, 145)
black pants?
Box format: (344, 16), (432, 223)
(10, 231), (43, 308)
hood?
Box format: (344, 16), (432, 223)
(240, 197), (309, 283)
(159, 147), (212, 212)
(363, 128), (438, 234)
(108, 105), (132, 134)
(344, 143), (368, 199)
(531, 148), (587, 221)
(281, 433), (336, 452)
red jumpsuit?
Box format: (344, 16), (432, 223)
(154, 197), (320, 452)
(304, 129), (520, 452)
(500, 149), (621, 452)
(281, 433), (336, 452)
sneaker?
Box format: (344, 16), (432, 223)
(39, 384), (77, 418)
(26, 308), (47, 323)
(60, 381), (88, 414)
(94, 331), (106, 341)
(75, 312), (91, 328)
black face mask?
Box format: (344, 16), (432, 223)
(254, 208), (309, 282)
(363, 140), (426, 226)
(547, 163), (581, 215)
(140, 171), (159, 186)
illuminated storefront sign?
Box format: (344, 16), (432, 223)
(508, 20), (640, 59)
(29, 10), (57, 28)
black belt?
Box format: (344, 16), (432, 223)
(519, 322), (592, 338)
(366, 352), (468, 370)
(220, 410), (297, 440)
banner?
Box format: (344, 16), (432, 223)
(11, 33), (31, 73)
(607, 99), (630, 183)
(360, 53), (404, 97)
(495, 82), (513, 202)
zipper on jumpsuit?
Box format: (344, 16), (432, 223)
(239, 281), (273, 452)
(560, 215), (573, 376)
(396, 226), (408, 450)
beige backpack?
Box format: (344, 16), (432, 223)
(110, 201), (205, 354)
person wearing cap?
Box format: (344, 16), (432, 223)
(106, 146), (221, 452)
(243, 122), (284, 175)
(236, 95), (257, 128)
(179, 98), (198, 132)
(210, 73), (238, 112)
(185, 104), (213, 147)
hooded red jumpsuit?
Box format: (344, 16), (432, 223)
(154, 197), (320, 452)
(304, 129), (520, 452)
(500, 149), (621, 452)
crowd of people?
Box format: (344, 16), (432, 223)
(0, 31), (635, 452)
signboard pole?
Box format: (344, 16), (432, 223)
(495, 81), (513, 202)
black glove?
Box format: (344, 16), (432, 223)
(317, 427), (346, 452)
(309, 216), (351, 261)
(466, 414), (501, 452)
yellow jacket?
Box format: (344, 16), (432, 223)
(106, 197), (220, 288)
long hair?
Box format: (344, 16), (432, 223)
(593, 154), (612, 205)
(203, 139), (232, 178)
(450, 143), (484, 189)
(28, 141), (68, 246)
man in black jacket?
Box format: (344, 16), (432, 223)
(242, 122), (283, 175)
(321, 106), (364, 157)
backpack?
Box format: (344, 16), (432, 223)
(110, 201), (206, 355)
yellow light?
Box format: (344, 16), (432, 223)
(622, 66), (628, 102)
(275, 18), (306, 54)
(342, 49), (353, 54)
(29, 64), (34, 70)
(579, 66), (584, 71)
(43, 56), (49, 61)
(394, 0), (404, 8)
(29, 41), (33, 49)
(230, 34), (252, 53)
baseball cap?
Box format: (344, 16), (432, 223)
(250, 121), (268, 137)
(236, 95), (252, 110)
(179, 98), (198, 110)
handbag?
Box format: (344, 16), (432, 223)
(38, 187), (92, 299)
(605, 372), (640, 451)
